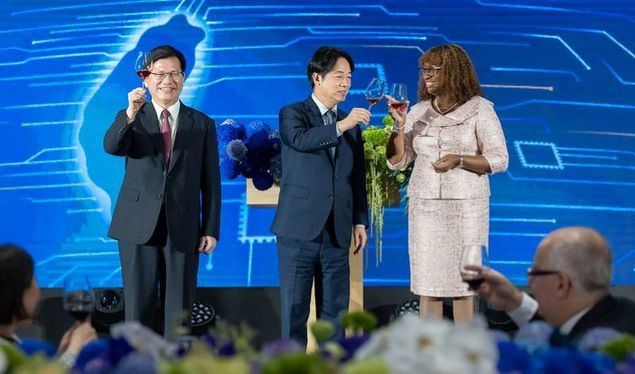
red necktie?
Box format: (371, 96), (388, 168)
(160, 109), (172, 165)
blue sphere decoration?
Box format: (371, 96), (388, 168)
(220, 158), (241, 179)
(217, 119), (246, 145)
(226, 139), (248, 161)
(268, 154), (282, 181)
(252, 169), (274, 191)
(245, 131), (272, 154)
(268, 131), (282, 153)
(245, 120), (270, 138)
(242, 156), (261, 179)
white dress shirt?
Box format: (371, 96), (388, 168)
(311, 94), (342, 137)
(508, 292), (591, 334)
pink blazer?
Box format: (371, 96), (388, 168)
(388, 96), (508, 199)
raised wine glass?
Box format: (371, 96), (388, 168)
(365, 78), (386, 111)
(388, 83), (408, 111)
(134, 50), (150, 87)
(459, 244), (489, 289)
(63, 276), (94, 322)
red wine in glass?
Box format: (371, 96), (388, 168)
(389, 101), (407, 110)
(365, 78), (386, 109)
(460, 244), (489, 290)
(464, 277), (485, 289)
(366, 97), (380, 106)
(63, 277), (94, 322)
(136, 70), (150, 79)
(389, 83), (408, 111)
(134, 51), (149, 87)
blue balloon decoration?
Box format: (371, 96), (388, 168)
(217, 118), (246, 145)
(220, 158), (241, 179)
(226, 139), (248, 161)
(252, 169), (274, 191)
(245, 120), (270, 138)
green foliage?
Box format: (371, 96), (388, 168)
(343, 358), (391, 374)
(601, 333), (635, 362)
(362, 115), (411, 266)
(310, 320), (335, 344)
(262, 353), (333, 374)
(342, 311), (378, 334)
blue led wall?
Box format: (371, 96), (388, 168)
(1, 0), (634, 288)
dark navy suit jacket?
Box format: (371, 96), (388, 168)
(271, 97), (368, 248)
(103, 102), (221, 252)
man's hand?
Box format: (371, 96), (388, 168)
(463, 265), (524, 312)
(197, 235), (217, 254)
(432, 154), (460, 173)
(126, 87), (147, 121)
(337, 108), (371, 132)
(353, 226), (367, 255)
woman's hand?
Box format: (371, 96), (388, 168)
(432, 154), (460, 173)
(386, 95), (409, 130)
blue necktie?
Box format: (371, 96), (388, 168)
(324, 110), (336, 157)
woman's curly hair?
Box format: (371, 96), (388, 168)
(417, 44), (482, 105)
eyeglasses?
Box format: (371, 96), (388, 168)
(148, 71), (184, 81)
(419, 65), (442, 77)
(526, 267), (560, 277)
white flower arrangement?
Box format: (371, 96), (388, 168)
(354, 314), (497, 374)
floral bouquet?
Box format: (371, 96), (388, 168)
(217, 119), (282, 191)
(362, 115), (412, 266)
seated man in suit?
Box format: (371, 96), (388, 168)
(466, 226), (635, 342)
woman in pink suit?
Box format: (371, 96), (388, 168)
(386, 44), (508, 321)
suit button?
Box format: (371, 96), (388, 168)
(329, 194), (334, 199)
(157, 194), (163, 200)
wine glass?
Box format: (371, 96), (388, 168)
(365, 78), (386, 111)
(63, 276), (94, 322)
(134, 50), (150, 87)
(459, 244), (489, 289)
(389, 83), (408, 111)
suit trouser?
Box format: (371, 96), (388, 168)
(118, 206), (199, 338)
(277, 214), (350, 347)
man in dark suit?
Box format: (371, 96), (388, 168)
(272, 46), (370, 346)
(467, 227), (635, 342)
(104, 45), (220, 337)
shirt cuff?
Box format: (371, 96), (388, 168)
(507, 292), (539, 327)
(335, 123), (342, 137)
(355, 224), (366, 228)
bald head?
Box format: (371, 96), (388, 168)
(537, 227), (612, 293)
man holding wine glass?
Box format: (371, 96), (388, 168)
(104, 45), (221, 338)
(466, 227), (635, 342)
(272, 46), (369, 347)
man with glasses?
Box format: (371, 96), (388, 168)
(466, 227), (635, 342)
(104, 45), (221, 337)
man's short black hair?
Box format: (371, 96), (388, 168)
(0, 244), (35, 324)
(307, 46), (355, 87)
(147, 45), (187, 73)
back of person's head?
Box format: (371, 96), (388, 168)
(544, 227), (612, 295)
(0, 244), (35, 324)
(307, 46), (355, 87)
(147, 45), (187, 72)
(417, 44), (482, 104)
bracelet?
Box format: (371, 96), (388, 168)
(459, 155), (464, 168)
(391, 122), (405, 133)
